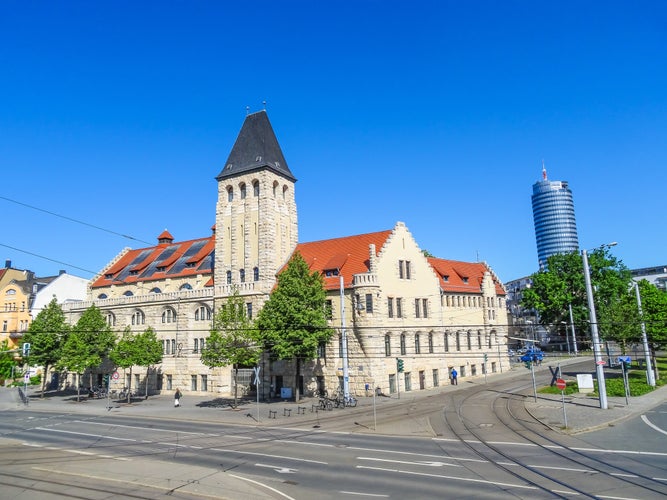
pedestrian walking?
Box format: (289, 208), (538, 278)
(174, 388), (182, 407)
(451, 368), (458, 385)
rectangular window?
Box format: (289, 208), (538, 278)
(460, 365), (466, 377)
(388, 298), (394, 318)
(194, 338), (199, 353)
(166, 375), (172, 390)
(491, 362), (497, 373)
(201, 375), (208, 392)
(171, 339), (176, 355)
(404, 372), (412, 391)
(384, 335), (391, 356)
(246, 302), (253, 320)
(191, 375), (197, 391)
(317, 341), (326, 359)
(432, 368), (439, 387)
(471, 364), (477, 376)
(389, 374), (396, 394)
(396, 298), (402, 318)
(365, 293), (373, 313)
(415, 298), (420, 318)
(422, 298), (428, 318)
(445, 333), (449, 352)
(399, 260), (405, 279)
(406, 261), (411, 279)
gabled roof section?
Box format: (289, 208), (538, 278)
(428, 257), (505, 295)
(295, 230), (392, 290)
(91, 235), (214, 288)
(216, 111), (296, 182)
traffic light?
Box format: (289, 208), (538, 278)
(103, 374), (110, 385)
(524, 361), (532, 370)
(397, 358), (404, 373)
(483, 353), (488, 362)
(22, 342), (30, 357)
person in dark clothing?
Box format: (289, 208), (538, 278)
(451, 368), (458, 385)
(174, 388), (182, 407)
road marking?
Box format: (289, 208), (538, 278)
(348, 445), (487, 463)
(570, 446), (667, 457)
(356, 465), (538, 490)
(255, 463), (298, 473)
(357, 457), (462, 468)
(641, 414), (667, 436)
(22, 443), (130, 461)
(65, 449), (95, 456)
(210, 447), (327, 464)
(228, 473), (296, 500)
(34, 427), (137, 441)
(276, 439), (335, 448)
(339, 492), (389, 497)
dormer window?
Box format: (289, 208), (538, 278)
(129, 270), (138, 276)
(462, 277), (469, 284)
(105, 273), (114, 280)
(324, 269), (339, 277)
(443, 275), (449, 282)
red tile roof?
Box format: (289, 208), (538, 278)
(295, 230), (393, 290)
(428, 257), (505, 295)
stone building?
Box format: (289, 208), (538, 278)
(62, 111), (508, 397)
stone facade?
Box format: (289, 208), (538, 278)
(61, 111), (508, 398)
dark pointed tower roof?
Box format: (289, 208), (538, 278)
(216, 110), (296, 182)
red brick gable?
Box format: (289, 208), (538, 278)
(295, 230), (393, 290)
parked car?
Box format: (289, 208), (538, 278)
(520, 348), (544, 363)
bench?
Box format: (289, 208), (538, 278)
(297, 406), (307, 415)
(283, 408), (292, 417)
(268, 410), (277, 419)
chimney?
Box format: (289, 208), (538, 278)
(59, 270), (66, 275)
(4, 259), (11, 268)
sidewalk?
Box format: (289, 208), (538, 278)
(2, 357), (664, 437)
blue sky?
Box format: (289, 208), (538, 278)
(1, 1), (665, 283)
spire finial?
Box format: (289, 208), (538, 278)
(246, 106), (250, 115)
(262, 100), (267, 110)
(542, 159), (547, 180)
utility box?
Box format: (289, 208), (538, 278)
(280, 387), (292, 399)
(576, 374), (594, 392)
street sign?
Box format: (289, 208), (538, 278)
(556, 378), (566, 390)
(112, 371), (120, 380)
(596, 360), (606, 366)
(24, 373), (30, 383)
(253, 366), (261, 385)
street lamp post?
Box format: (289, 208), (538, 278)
(632, 281), (656, 387)
(582, 248), (610, 410)
(339, 275), (350, 399)
(568, 303), (578, 356)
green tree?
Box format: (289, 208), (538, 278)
(202, 289), (260, 408)
(0, 340), (19, 383)
(57, 305), (115, 401)
(521, 248), (633, 346)
(135, 327), (163, 400)
(636, 280), (667, 379)
(22, 298), (70, 397)
(256, 252), (334, 402)
(109, 328), (137, 403)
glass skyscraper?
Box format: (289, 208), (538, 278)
(531, 167), (579, 268)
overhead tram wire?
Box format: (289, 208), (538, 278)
(0, 195), (152, 245)
(0, 243), (99, 276)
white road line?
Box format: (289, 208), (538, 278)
(339, 491), (389, 497)
(210, 447), (327, 464)
(347, 445), (487, 463)
(641, 414), (667, 436)
(64, 449), (95, 456)
(570, 446), (667, 457)
(228, 473), (296, 500)
(276, 439), (335, 448)
(357, 457), (462, 468)
(34, 427), (137, 441)
(73, 420), (206, 435)
(356, 465), (538, 490)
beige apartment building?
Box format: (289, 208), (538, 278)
(63, 111), (508, 397)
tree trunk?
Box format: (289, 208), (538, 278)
(295, 357), (301, 402)
(233, 365), (239, 408)
(40, 363), (49, 398)
(144, 366), (150, 400)
(127, 367), (133, 404)
(76, 373), (81, 402)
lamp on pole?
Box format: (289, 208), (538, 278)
(568, 303), (578, 356)
(632, 281), (656, 387)
(582, 242), (616, 410)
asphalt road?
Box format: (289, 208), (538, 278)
(1, 362), (666, 499)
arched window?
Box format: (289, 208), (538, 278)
(180, 283), (192, 290)
(226, 270), (232, 284)
(239, 269), (245, 283)
(240, 183), (246, 199)
(400, 333), (406, 355)
(477, 330), (482, 349)
(253, 180), (259, 197)
(162, 308), (177, 324)
(466, 331), (472, 350)
(384, 334), (391, 356)
(194, 338), (199, 353)
(253, 267), (259, 281)
(444, 332), (450, 352)
(272, 181), (278, 197)
(106, 312), (116, 327)
(456, 331), (461, 351)
(150, 287), (161, 293)
(227, 186), (233, 202)
(282, 185), (288, 199)
(428, 332), (434, 353)
(131, 310), (145, 325)
(414, 334), (421, 354)
(194, 305), (211, 321)
(123, 290), (133, 297)
(97, 293), (108, 299)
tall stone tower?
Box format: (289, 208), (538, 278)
(214, 111), (298, 296)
